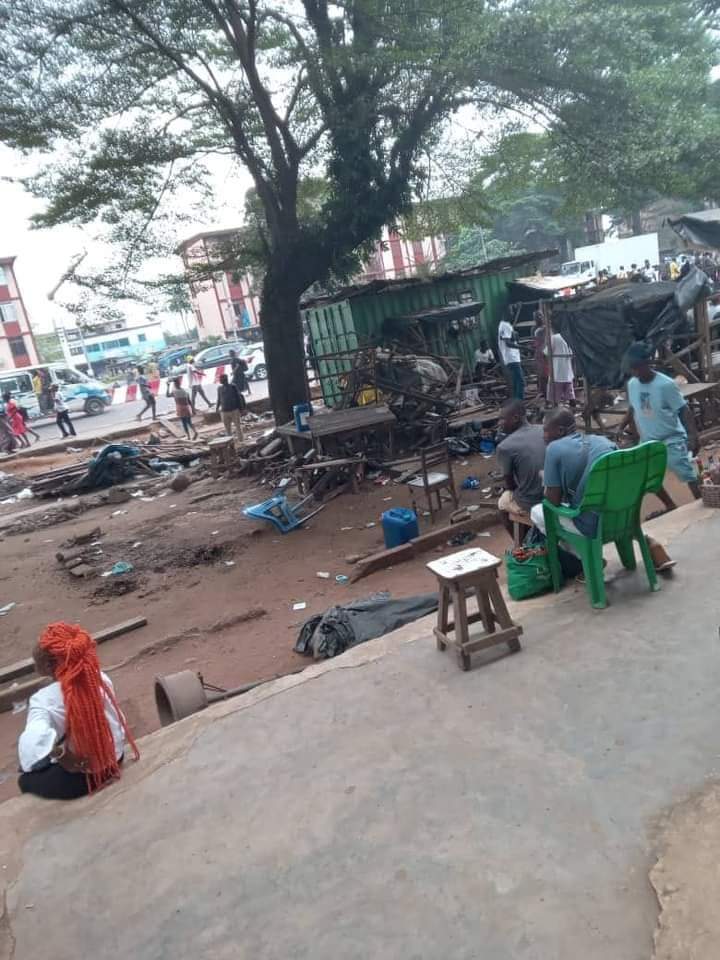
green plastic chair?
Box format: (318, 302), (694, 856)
(542, 440), (668, 609)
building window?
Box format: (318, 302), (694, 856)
(69, 347), (85, 356)
(138, 333), (147, 342)
(196, 310), (204, 328)
(118, 337), (130, 347)
(0, 302), (17, 323)
(8, 336), (28, 358)
(87, 343), (101, 353)
(0, 266), (7, 285)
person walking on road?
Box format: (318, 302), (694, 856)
(216, 373), (245, 440)
(166, 376), (197, 440)
(185, 355), (212, 413)
(229, 349), (250, 394)
(135, 365), (157, 421)
(2, 393), (31, 448)
(49, 385), (76, 438)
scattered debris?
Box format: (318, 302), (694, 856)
(316, 571), (330, 579)
(110, 561), (134, 576)
(0, 603), (16, 617)
(292, 601), (307, 611)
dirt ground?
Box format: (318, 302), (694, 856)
(0, 436), (696, 803)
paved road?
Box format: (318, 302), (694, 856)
(28, 377), (270, 445)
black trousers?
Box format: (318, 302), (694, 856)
(56, 410), (76, 437)
(18, 764), (88, 800)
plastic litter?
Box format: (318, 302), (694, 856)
(110, 561), (134, 576)
(335, 575), (349, 584)
(462, 476), (481, 490)
(316, 571), (330, 579)
(0, 602), (16, 616)
(111, 509), (128, 516)
(292, 601), (307, 611)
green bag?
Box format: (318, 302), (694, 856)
(505, 547), (554, 601)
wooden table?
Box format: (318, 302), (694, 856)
(278, 405), (397, 457)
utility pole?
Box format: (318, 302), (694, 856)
(47, 251), (88, 366)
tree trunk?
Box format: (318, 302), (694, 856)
(260, 268), (309, 425)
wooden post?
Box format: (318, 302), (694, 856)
(695, 297), (713, 381)
(542, 300), (555, 406)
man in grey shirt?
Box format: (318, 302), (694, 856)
(496, 399), (545, 538)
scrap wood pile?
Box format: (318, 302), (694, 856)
(29, 439), (211, 498)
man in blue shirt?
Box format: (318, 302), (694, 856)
(623, 341), (700, 511)
(530, 407), (675, 570)
(530, 409), (615, 537)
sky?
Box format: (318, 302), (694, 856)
(0, 145), (253, 336)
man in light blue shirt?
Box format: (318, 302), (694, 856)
(624, 342), (700, 511)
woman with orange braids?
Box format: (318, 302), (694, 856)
(17, 622), (139, 800)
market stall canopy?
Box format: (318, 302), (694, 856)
(509, 274), (596, 297)
(667, 208), (720, 250)
(551, 270), (710, 388)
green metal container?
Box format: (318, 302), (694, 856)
(302, 251), (551, 406)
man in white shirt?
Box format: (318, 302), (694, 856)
(185, 355), (212, 413)
(497, 315), (524, 400)
(545, 321), (575, 405)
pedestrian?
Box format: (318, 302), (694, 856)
(49, 384), (76, 437)
(622, 341), (701, 513)
(185, 355), (212, 412)
(17, 622), (139, 800)
(229, 348), (249, 393)
(166, 376), (197, 439)
(679, 256), (691, 279)
(617, 265), (627, 280)
(0, 401), (17, 453)
(216, 373), (245, 440)
(545, 320), (575, 405)
(18, 404), (41, 444)
(135, 365), (157, 421)
(1, 392), (31, 448)
(669, 257), (680, 281)
(146, 356), (159, 379)
(497, 313), (524, 400)
(31, 369), (47, 414)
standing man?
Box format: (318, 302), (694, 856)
(669, 257), (680, 281)
(623, 341), (701, 511)
(545, 320), (575, 406)
(135, 365), (157, 421)
(496, 399), (546, 539)
(229, 348), (249, 394)
(185, 355), (212, 413)
(216, 374), (245, 440)
(31, 369), (46, 414)
(497, 313), (524, 400)
(49, 385), (76, 438)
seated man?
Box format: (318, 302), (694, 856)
(530, 409), (674, 570)
(496, 400), (545, 539)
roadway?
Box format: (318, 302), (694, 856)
(28, 377), (270, 445)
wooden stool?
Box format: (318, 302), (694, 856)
(427, 547), (523, 671)
(508, 510), (531, 547)
(208, 436), (235, 476)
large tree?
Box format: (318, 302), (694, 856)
(1, 0), (718, 421)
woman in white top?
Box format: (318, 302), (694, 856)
(18, 622), (139, 800)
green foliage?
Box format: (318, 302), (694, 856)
(34, 332), (64, 364)
(442, 228), (520, 272)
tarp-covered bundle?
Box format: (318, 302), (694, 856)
(551, 270), (709, 388)
(668, 209), (720, 250)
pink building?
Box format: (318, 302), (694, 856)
(178, 225), (444, 337)
(176, 230), (262, 340)
(0, 257), (39, 370)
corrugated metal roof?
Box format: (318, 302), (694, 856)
(301, 249), (558, 308)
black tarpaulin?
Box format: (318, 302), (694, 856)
(551, 270), (709, 388)
(668, 209), (720, 250)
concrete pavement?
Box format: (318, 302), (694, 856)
(1, 502), (718, 960)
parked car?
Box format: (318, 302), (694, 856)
(171, 340), (268, 380)
(0, 363), (112, 419)
(158, 345), (198, 377)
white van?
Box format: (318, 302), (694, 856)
(0, 363), (112, 419)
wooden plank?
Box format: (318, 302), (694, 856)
(0, 616), (147, 686)
(159, 417), (182, 439)
(350, 510), (501, 582)
(308, 404), (396, 437)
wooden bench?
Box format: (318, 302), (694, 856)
(427, 547), (523, 671)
